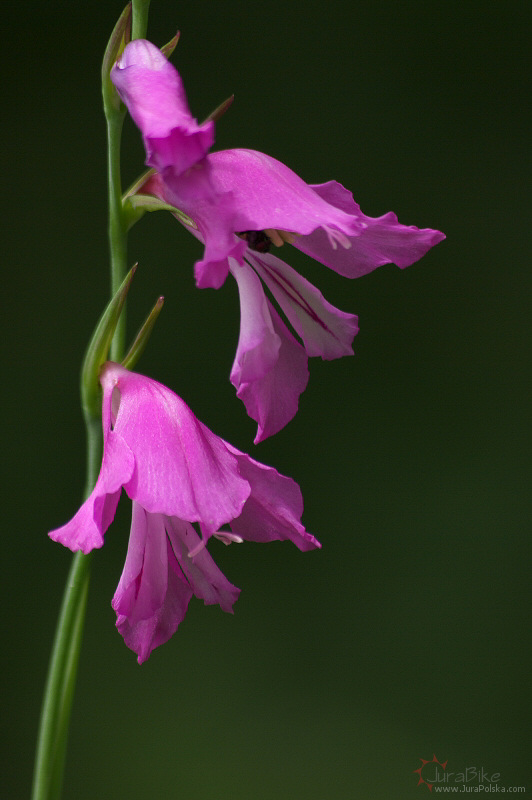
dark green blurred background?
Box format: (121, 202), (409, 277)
(3, 1), (530, 797)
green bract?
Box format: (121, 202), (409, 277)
(81, 265), (136, 419)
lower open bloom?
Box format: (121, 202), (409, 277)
(49, 363), (319, 662)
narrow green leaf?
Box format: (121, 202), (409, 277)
(81, 264), (137, 418)
(102, 3), (132, 113)
(122, 296), (165, 371)
(161, 30), (180, 59)
(203, 93), (235, 123)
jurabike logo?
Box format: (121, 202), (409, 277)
(413, 757), (523, 793)
(414, 754), (448, 792)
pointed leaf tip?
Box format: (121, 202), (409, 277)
(123, 168), (157, 200)
(203, 94), (234, 124)
(102, 3), (132, 111)
(161, 31), (180, 59)
(121, 294), (165, 371)
(81, 263), (137, 417)
(102, 3), (132, 76)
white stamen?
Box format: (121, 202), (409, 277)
(188, 539), (207, 558)
(214, 531), (244, 546)
(324, 226), (352, 250)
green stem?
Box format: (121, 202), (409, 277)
(132, 0), (151, 40)
(46, 559), (91, 800)
(84, 415), (104, 498)
(106, 0), (151, 360)
(33, 3), (155, 795)
(31, 420), (101, 800)
(106, 111), (128, 361)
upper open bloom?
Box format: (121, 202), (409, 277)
(49, 363), (319, 662)
(112, 40), (445, 442)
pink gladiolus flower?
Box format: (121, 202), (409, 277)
(112, 41), (445, 442)
(111, 39), (214, 174)
(141, 153), (445, 442)
(49, 363), (319, 662)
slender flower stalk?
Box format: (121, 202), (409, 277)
(32, 5), (152, 798)
(31, 476), (97, 800)
(106, 110), (128, 360)
(132, 0), (151, 41)
(31, 546), (93, 800)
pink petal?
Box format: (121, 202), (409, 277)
(250, 250), (358, 360)
(194, 236), (247, 290)
(140, 151), (443, 294)
(113, 507), (240, 662)
(48, 378), (135, 554)
(112, 503), (168, 624)
(166, 517), (240, 612)
(235, 301), (309, 443)
(101, 363), (251, 533)
(225, 446), (321, 552)
(148, 160), (245, 289)
(115, 536), (193, 664)
(111, 40), (214, 174)
(229, 260), (281, 385)
(146, 149), (362, 288)
(295, 180), (446, 277)
(203, 149), (358, 237)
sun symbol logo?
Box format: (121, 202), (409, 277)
(413, 754), (448, 791)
